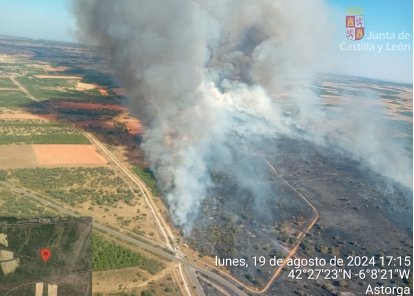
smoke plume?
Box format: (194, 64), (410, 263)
(72, 0), (412, 231)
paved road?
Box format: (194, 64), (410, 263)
(0, 181), (177, 261)
(82, 131), (175, 251)
(187, 266), (207, 296)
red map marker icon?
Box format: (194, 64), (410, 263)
(40, 247), (51, 263)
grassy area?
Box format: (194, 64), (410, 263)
(0, 91), (33, 108)
(0, 188), (57, 217)
(0, 78), (17, 88)
(0, 134), (89, 144)
(16, 76), (78, 88)
(15, 76), (114, 103)
(92, 232), (164, 274)
(139, 275), (180, 296)
(0, 120), (66, 128)
(132, 167), (159, 196)
(0, 119), (90, 144)
(29, 88), (104, 102)
(5, 167), (135, 206)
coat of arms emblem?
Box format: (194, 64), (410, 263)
(346, 12), (364, 40)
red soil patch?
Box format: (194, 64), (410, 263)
(49, 102), (126, 112)
(75, 117), (143, 136)
(118, 117), (144, 135)
(98, 88), (109, 96)
(33, 144), (107, 166)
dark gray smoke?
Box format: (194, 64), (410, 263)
(72, 0), (412, 231)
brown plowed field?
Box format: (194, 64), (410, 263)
(0, 145), (37, 168)
(33, 144), (107, 166)
(0, 144), (107, 168)
(0, 113), (57, 120)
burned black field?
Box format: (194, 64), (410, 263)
(188, 137), (412, 295)
(267, 138), (412, 295)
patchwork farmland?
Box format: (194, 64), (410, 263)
(0, 37), (182, 296)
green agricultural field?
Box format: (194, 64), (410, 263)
(92, 232), (164, 274)
(0, 134), (89, 144)
(29, 87), (114, 103)
(0, 78), (17, 88)
(16, 76), (78, 88)
(132, 167), (159, 196)
(15, 76), (115, 103)
(4, 167), (135, 206)
(0, 91), (33, 108)
(0, 120), (68, 128)
(0, 119), (90, 144)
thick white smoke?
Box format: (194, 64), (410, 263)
(72, 0), (412, 231)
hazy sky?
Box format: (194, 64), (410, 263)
(0, 0), (412, 83)
(329, 0), (413, 83)
(0, 0), (75, 42)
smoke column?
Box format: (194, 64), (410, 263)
(72, 0), (412, 231)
